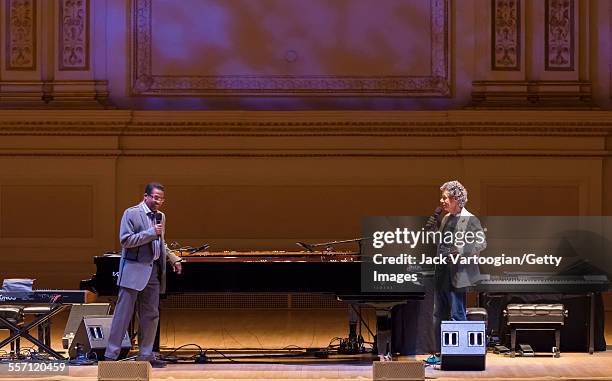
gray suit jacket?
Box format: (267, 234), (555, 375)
(439, 207), (487, 289)
(117, 203), (180, 294)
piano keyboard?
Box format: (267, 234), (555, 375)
(475, 274), (610, 293)
(0, 290), (95, 304)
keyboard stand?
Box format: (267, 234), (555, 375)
(0, 304), (68, 360)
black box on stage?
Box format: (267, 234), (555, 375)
(440, 321), (486, 371)
(68, 315), (131, 359)
(62, 303), (111, 349)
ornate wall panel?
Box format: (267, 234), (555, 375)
(482, 184), (580, 215)
(164, 185), (433, 241)
(58, 0), (90, 71)
(545, 0), (574, 71)
(491, 0), (520, 71)
(131, 0), (450, 96)
(5, 0), (36, 70)
(0, 185), (93, 238)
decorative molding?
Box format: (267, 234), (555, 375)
(5, 0), (36, 70)
(1, 110), (612, 136)
(59, 0), (90, 71)
(131, 0), (450, 97)
(0, 110), (611, 156)
(545, 0), (574, 71)
(491, 0), (520, 71)
(471, 80), (592, 108)
(0, 150), (609, 158)
(0, 80), (109, 107)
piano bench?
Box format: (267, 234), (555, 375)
(504, 304), (567, 358)
(466, 307), (488, 323)
(0, 306), (25, 356)
(23, 306), (53, 351)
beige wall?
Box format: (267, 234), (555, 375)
(0, 110), (609, 289)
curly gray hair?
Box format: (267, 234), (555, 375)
(440, 180), (468, 209)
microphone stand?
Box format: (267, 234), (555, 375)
(188, 243), (211, 255)
(295, 238), (369, 253)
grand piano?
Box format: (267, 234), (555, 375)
(81, 250), (425, 356)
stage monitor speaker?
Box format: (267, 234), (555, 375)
(373, 360), (424, 381)
(68, 315), (131, 360)
(440, 321), (486, 371)
(98, 361), (151, 381)
(62, 303), (111, 349)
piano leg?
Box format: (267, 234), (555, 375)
(589, 292), (595, 354)
(554, 329), (561, 358)
(374, 308), (392, 358)
(345, 304), (374, 355)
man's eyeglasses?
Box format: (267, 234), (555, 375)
(146, 194), (165, 202)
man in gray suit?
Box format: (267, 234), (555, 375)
(104, 182), (182, 367)
(427, 180), (486, 363)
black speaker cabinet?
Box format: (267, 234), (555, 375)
(68, 315), (131, 360)
(62, 303), (111, 349)
(440, 321), (486, 371)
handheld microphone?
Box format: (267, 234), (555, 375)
(425, 207), (443, 231)
(155, 212), (162, 237)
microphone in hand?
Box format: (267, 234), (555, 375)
(425, 207), (443, 231)
(155, 212), (163, 237)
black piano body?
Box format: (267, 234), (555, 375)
(81, 251), (425, 355)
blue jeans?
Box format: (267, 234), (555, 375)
(433, 289), (467, 352)
(449, 291), (467, 320)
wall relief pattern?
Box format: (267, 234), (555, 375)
(545, 0), (574, 71)
(5, 0), (36, 70)
(131, 0), (450, 97)
(492, 0), (520, 71)
(59, 0), (89, 71)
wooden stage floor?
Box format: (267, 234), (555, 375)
(0, 352), (610, 381)
(1, 308), (611, 380)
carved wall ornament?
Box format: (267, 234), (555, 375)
(491, 0), (520, 71)
(545, 0), (574, 71)
(6, 0), (36, 70)
(59, 0), (90, 71)
(131, 0), (450, 97)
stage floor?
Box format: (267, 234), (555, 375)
(1, 308), (611, 380)
(0, 352), (609, 381)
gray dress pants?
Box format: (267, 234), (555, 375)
(104, 262), (160, 360)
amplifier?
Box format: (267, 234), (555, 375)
(62, 303), (111, 349)
(440, 321), (486, 371)
(68, 315), (131, 359)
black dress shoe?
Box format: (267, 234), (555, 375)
(136, 356), (166, 368)
(147, 358), (167, 368)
